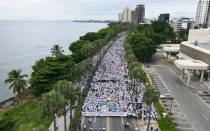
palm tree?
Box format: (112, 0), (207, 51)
(164, 27), (170, 44)
(51, 44), (64, 57)
(143, 87), (159, 131)
(53, 80), (81, 129)
(4, 69), (29, 122)
(40, 90), (66, 131)
(82, 43), (95, 74)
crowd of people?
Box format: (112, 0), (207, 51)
(81, 34), (157, 118)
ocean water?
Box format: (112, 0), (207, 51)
(0, 21), (107, 102)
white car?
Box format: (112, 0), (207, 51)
(160, 93), (172, 99)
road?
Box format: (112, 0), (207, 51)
(81, 116), (138, 131)
(148, 53), (210, 131)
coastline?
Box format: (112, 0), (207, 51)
(0, 96), (14, 108)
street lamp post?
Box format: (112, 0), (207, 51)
(169, 96), (175, 115)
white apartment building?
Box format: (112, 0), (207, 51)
(118, 13), (124, 22)
(195, 0), (210, 27)
(170, 18), (195, 33)
(123, 7), (132, 23)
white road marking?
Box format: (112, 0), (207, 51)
(202, 114), (209, 121)
(192, 102), (197, 108)
(156, 74), (197, 131)
(121, 117), (123, 124)
(195, 93), (210, 109)
(184, 93), (187, 97)
(133, 118), (136, 127)
(94, 117), (96, 123)
(81, 116), (84, 125)
(176, 84), (180, 88)
(169, 68), (176, 75)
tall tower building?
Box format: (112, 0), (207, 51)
(135, 4), (145, 24)
(195, 0), (210, 28)
(131, 10), (136, 24)
(158, 13), (170, 22)
(123, 7), (132, 22)
(118, 13), (123, 22)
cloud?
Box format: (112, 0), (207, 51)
(0, 0), (199, 20)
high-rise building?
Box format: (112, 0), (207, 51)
(158, 13), (170, 22)
(131, 10), (136, 23)
(195, 0), (210, 27)
(123, 7), (132, 22)
(118, 13), (124, 22)
(135, 4), (145, 24)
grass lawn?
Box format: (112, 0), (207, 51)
(0, 99), (52, 131)
(166, 62), (175, 66)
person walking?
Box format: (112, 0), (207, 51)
(56, 123), (59, 130)
(84, 124), (87, 131)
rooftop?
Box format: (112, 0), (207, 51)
(188, 42), (210, 50)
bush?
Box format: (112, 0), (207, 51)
(154, 102), (166, 118)
(0, 116), (14, 131)
(157, 118), (178, 131)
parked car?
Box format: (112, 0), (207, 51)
(160, 93), (173, 99)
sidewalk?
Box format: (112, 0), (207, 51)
(138, 119), (159, 131)
(49, 110), (75, 131)
(170, 66), (210, 92)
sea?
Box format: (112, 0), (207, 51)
(0, 20), (108, 102)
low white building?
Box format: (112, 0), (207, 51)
(170, 18), (195, 33)
(188, 28), (210, 42)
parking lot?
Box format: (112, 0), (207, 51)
(197, 91), (210, 107)
(149, 74), (196, 131)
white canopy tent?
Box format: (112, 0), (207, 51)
(174, 60), (209, 84)
(163, 46), (180, 61)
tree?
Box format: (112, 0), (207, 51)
(164, 27), (170, 43)
(143, 87), (159, 131)
(30, 55), (75, 96)
(40, 90), (67, 131)
(54, 80), (81, 128)
(80, 32), (99, 42)
(51, 44), (64, 57)
(148, 33), (164, 46)
(151, 21), (170, 34)
(4, 69), (29, 122)
(128, 34), (156, 60)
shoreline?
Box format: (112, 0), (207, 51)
(0, 96), (15, 108)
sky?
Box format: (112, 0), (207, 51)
(0, 0), (199, 20)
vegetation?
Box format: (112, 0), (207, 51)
(4, 69), (29, 122)
(128, 34), (156, 60)
(155, 102), (178, 131)
(143, 87), (160, 131)
(51, 44), (64, 57)
(0, 100), (52, 131)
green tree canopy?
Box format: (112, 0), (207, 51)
(128, 34), (156, 59)
(30, 55), (75, 96)
(80, 32), (99, 42)
(97, 28), (113, 39)
(148, 33), (164, 45)
(69, 40), (89, 63)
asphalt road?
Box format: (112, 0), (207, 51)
(81, 116), (138, 131)
(149, 53), (210, 131)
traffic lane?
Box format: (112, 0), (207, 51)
(109, 117), (123, 131)
(122, 117), (137, 131)
(156, 66), (210, 131)
(93, 117), (107, 130)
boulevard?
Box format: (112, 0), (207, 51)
(148, 54), (210, 131)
